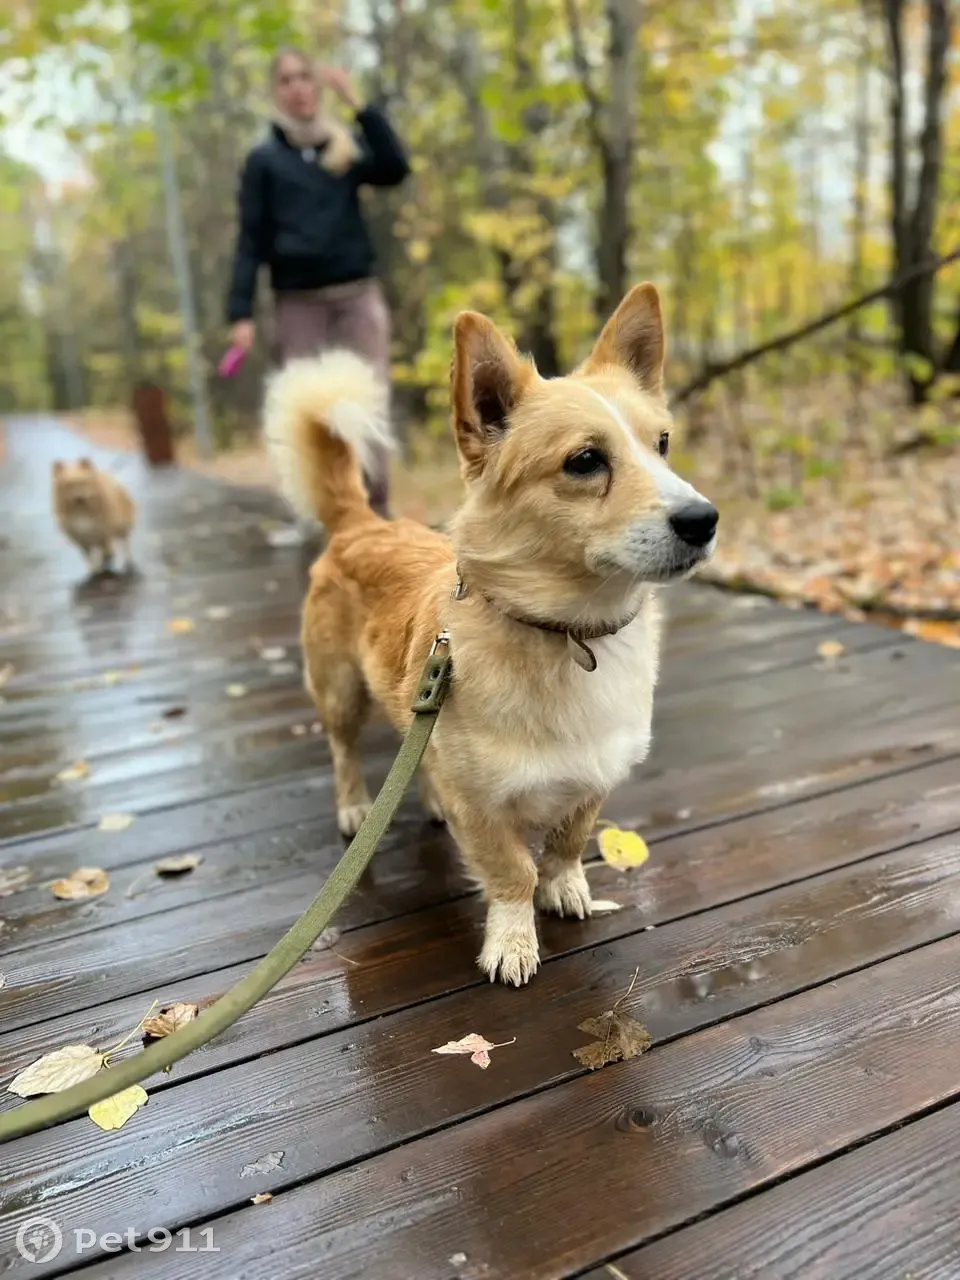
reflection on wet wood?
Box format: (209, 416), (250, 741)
(1, 416), (959, 1280)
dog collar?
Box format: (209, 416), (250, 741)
(451, 569), (640, 673)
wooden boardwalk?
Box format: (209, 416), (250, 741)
(2, 415), (960, 1279)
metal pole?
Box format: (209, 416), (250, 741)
(155, 104), (213, 459)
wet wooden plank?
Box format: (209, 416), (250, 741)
(19, 930), (960, 1278)
(580, 1103), (960, 1280)
(3, 746), (960, 1032)
(3, 834), (960, 1270)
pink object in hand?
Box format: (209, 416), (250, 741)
(218, 345), (248, 378)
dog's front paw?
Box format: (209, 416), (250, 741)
(478, 899), (540, 986)
(338, 802), (372, 839)
(536, 861), (593, 920)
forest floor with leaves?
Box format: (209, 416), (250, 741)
(65, 408), (960, 649)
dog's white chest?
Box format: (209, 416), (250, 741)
(437, 618), (658, 826)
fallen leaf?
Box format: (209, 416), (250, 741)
(204, 605), (232, 620)
(142, 1002), (199, 1039)
(259, 646), (286, 662)
(0, 865), (30, 897)
(9, 1044), (104, 1097)
(99, 813), (135, 832)
(591, 900), (624, 914)
(572, 967), (651, 1070)
(431, 1033), (515, 1069)
(816, 639), (846, 660)
(88, 1083), (148, 1131)
(597, 827), (650, 870)
(167, 618), (195, 635)
(250, 1193), (273, 1205)
(51, 867), (110, 900)
(57, 759), (91, 783)
(226, 683), (248, 698)
(154, 854), (202, 877)
(312, 927), (341, 952)
(904, 618), (960, 648)
(240, 1150), (285, 1177)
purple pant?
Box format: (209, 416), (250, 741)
(273, 281), (391, 517)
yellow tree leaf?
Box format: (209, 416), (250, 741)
(99, 813), (135, 832)
(154, 854), (202, 877)
(8, 1044), (105, 1097)
(816, 639), (846, 659)
(597, 828), (650, 870)
(51, 867), (110, 900)
(57, 759), (91, 783)
(88, 1083), (148, 1131)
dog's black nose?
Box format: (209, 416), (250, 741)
(669, 500), (719, 547)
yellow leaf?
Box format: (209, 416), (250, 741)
(142, 1002), (198, 1039)
(8, 1044), (105, 1097)
(51, 867), (110, 900)
(816, 639), (846, 659)
(167, 618), (195, 635)
(597, 827), (650, 870)
(57, 759), (91, 783)
(154, 854), (202, 876)
(226, 683), (248, 698)
(99, 813), (134, 832)
(251, 1192), (273, 1205)
(88, 1083), (148, 1131)
(904, 619), (960, 648)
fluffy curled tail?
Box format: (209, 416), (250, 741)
(264, 350), (393, 534)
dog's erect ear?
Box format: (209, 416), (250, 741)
(52, 460), (64, 474)
(580, 282), (665, 395)
(77, 457), (93, 470)
(451, 312), (528, 476)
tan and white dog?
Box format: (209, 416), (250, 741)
(52, 458), (135, 574)
(265, 283), (718, 986)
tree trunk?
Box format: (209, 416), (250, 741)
(881, 0), (952, 404)
(596, 0), (639, 322)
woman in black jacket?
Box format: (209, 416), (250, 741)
(226, 49), (410, 515)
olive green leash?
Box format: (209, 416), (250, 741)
(0, 637), (453, 1143)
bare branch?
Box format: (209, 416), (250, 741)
(671, 247), (960, 406)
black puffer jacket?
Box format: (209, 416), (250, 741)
(226, 106), (409, 323)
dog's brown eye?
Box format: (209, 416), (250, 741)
(658, 432), (670, 457)
(564, 448), (609, 477)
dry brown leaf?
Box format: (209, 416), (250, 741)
(904, 618), (960, 648)
(0, 865), (31, 897)
(162, 705), (187, 720)
(142, 1002), (199, 1039)
(431, 1033), (515, 1070)
(240, 1150), (285, 1177)
(57, 759), (91, 783)
(89, 1083), (148, 1131)
(167, 617), (195, 635)
(51, 867), (110, 900)
(99, 813), (135, 832)
(250, 1193), (273, 1205)
(816, 639), (846, 660)
(8, 1043), (105, 1097)
(154, 854), (203, 877)
(572, 967), (651, 1071)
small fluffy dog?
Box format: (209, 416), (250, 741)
(52, 458), (135, 574)
(266, 283), (718, 986)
